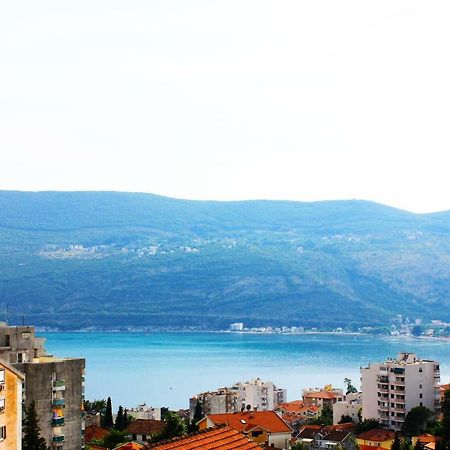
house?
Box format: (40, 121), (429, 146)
(295, 425), (356, 450)
(198, 410), (292, 449)
(126, 419), (166, 443)
(303, 386), (344, 408)
(332, 393), (362, 425)
(0, 360), (24, 450)
(276, 400), (320, 428)
(356, 428), (396, 450)
(145, 425), (260, 449)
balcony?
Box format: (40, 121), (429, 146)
(52, 381), (65, 391)
(52, 417), (65, 427)
(52, 435), (65, 443)
(53, 399), (65, 407)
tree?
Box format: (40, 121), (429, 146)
(84, 399), (107, 414)
(188, 401), (204, 432)
(442, 389), (450, 448)
(23, 400), (48, 450)
(414, 440), (425, 450)
(104, 397), (114, 428)
(102, 429), (128, 448)
(391, 433), (402, 450)
(411, 326), (422, 337)
(402, 406), (433, 437)
(115, 405), (127, 431)
(344, 378), (358, 395)
(355, 419), (380, 434)
(339, 414), (355, 424)
(159, 411), (187, 440)
(292, 443), (307, 450)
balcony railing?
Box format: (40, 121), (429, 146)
(52, 418), (65, 427)
(53, 399), (65, 407)
(52, 435), (65, 443)
(52, 381), (66, 391)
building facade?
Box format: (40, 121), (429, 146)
(190, 378), (287, 419)
(0, 360), (24, 450)
(0, 323), (85, 450)
(361, 352), (440, 430)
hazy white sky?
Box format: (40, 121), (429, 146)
(1, 1), (449, 213)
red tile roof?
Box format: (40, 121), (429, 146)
(146, 426), (260, 449)
(126, 419), (166, 436)
(303, 391), (341, 400)
(357, 428), (396, 442)
(114, 443), (145, 450)
(360, 445), (390, 450)
(205, 411), (292, 434)
(85, 425), (110, 443)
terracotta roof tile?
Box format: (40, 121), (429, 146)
(303, 391), (341, 400)
(114, 443), (145, 450)
(206, 411), (292, 434)
(146, 426), (260, 449)
(357, 428), (396, 442)
(126, 419), (166, 436)
(85, 425), (110, 443)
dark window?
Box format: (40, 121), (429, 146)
(5, 335), (10, 347)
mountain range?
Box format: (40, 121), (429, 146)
(0, 191), (449, 330)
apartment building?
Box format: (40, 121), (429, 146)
(0, 323), (85, 449)
(0, 360), (24, 450)
(361, 352), (440, 430)
(189, 378), (287, 419)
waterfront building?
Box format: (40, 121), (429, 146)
(229, 323), (244, 331)
(0, 360), (24, 450)
(361, 352), (440, 430)
(189, 378), (287, 419)
(0, 323), (85, 450)
(198, 410), (292, 449)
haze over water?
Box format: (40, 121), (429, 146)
(44, 332), (450, 410)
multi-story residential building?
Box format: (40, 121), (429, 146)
(0, 360), (24, 450)
(189, 378), (287, 419)
(0, 323), (85, 450)
(361, 352), (440, 430)
(126, 403), (161, 421)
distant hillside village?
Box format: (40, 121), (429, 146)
(1, 322), (450, 450)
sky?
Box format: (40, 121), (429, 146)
(1, 1), (449, 213)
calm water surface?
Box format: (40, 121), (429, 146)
(42, 332), (450, 410)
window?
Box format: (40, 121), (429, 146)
(0, 425), (6, 440)
(419, 385), (422, 389)
(391, 394), (394, 398)
(420, 402), (423, 407)
(5, 335), (10, 347)
(0, 398), (5, 413)
(0, 370), (4, 384)
(419, 368), (423, 373)
(420, 394), (423, 399)
(252, 430), (263, 437)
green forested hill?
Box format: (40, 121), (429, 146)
(0, 191), (449, 330)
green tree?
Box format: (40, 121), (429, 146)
(339, 414), (354, 424)
(344, 378), (358, 394)
(22, 400), (48, 450)
(102, 429), (128, 448)
(159, 411), (187, 440)
(104, 397), (114, 428)
(83, 399), (107, 414)
(115, 405), (127, 431)
(355, 418), (380, 434)
(402, 406), (433, 437)
(292, 443), (307, 450)
(188, 401), (204, 432)
(391, 433), (402, 450)
(442, 389), (450, 448)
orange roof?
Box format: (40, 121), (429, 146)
(303, 391), (340, 400)
(85, 425), (110, 443)
(416, 435), (437, 444)
(278, 400), (306, 412)
(425, 442), (436, 450)
(205, 411), (292, 434)
(360, 445), (390, 450)
(146, 426), (260, 449)
(357, 429), (396, 442)
(115, 443), (145, 450)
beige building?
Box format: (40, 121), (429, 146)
(0, 360), (24, 450)
(361, 352), (440, 430)
(332, 392), (362, 425)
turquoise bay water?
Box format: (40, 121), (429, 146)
(43, 332), (450, 410)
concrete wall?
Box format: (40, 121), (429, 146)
(16, 358), (85, 450)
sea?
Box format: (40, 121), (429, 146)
(43, 332), (450, 410)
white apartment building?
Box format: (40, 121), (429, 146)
(361, 353), (440, 430)
(189, 378), (287, 419)
(332, 392), (362, 425)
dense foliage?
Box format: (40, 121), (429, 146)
(1, 191), (450, 329)
(22, 400), (48, 450)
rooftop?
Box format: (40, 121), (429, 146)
(357, 428), (396, 442)
(126, 419), (166, 436)
(145, 426), (260, 449)
(204, 410), (292, 434)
